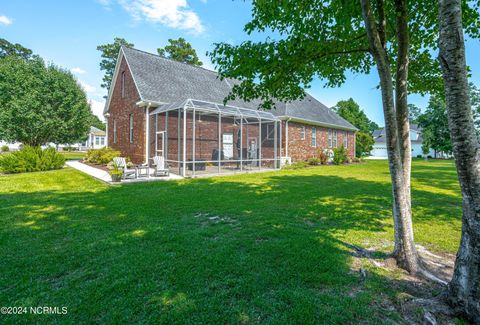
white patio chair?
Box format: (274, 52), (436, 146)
(113, 157), (137, 179)
(152, 156), (169, 177)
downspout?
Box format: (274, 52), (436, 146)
(285, 118), (291, 158)
(104, 113), (110, 147)
(145, 103), (151, 165)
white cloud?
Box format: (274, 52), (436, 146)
(79, 81), (96, 93)
(90, 99), (106, 119)
(0, 15), (12, 26)
(118, 0), (204, 34)
(71, 67), (86, 74)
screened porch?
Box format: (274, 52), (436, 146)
(148, 99), (282, 177)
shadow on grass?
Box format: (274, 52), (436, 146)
(0, 170), (461, 323)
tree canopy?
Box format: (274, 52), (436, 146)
(0, 38), (33, 60)
(0, 56), (91, 146)
(157, 38), (203, 66)
(332, 98), (378, 157)
(209, 0), (479, 109)
(97, 37), (134, 91)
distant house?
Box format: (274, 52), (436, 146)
(103, 46), (357, 177)
(370, 124), (435, 158)
(82, 126), (106, 150)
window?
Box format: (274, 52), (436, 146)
(95, 136), (100, 145)
(328, 129), (333, 148)
(266, 124), (275, 140)
(300, 126), (306, 140)
(333, 130), (338, 147)
(100, 137), (105, 146)
(129, 114), (134, 143)
(121, 71), (125, 98)
(344, 131), (348, 148)
(312, 127), (317, 147)
(113, 119), (117, 144)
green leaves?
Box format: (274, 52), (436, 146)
(0, 56), (91, 146)
(96, 38), (134, 91)
(157, 38), (203, 67)
(209, 0), (479, 109)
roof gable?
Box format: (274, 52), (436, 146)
(110, 46), (356, 131)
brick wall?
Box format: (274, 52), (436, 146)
(107, 58), (355, 165)
(107, 57), (146, 164)
(283, 121), (355, 161)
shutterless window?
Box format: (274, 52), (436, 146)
(129, 114), (134, 143)
(328, 129), (333, 148)
(121, 71), (125, 98)
(333, 130), (338, 147)
(300, 126), (306, 140)
(113, 119), (117, 144)
(312, 127), (317, 147)
(266, 124), (275, 140)
(95, 136), (100, 145)
(344, 131), (348, 148)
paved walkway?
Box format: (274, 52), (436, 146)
(66, 161), (182, 184)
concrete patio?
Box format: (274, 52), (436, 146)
(66, 160), (183, 184)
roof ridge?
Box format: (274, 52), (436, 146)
(122, 45), (224, 77)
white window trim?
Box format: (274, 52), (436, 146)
(121, 71), (126, 98)
(113, 119), (117, 144)
(333, 130), (338, 148)
(300, 125), (306, 140)
(328, 129), (333, 148)
(344, 131), (348, 148)
(129, 114), (134, 143)
(312, 127), (317, 147)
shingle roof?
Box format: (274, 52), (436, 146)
(120, 46), (357, 131)
(90, 126), (106, 136)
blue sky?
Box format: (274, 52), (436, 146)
(1, 0), (479, 125)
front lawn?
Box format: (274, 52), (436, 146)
(0, 160), (461, 323)
(60, 151), (85, 160)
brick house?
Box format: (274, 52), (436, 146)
(104, 46), (357, 177)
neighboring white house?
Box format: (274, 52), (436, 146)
(82, 126), (106, 150)
(0, 141), (22, 151)
(370, 124), (436, 158)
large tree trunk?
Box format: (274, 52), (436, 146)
(438, 0), (480, 321)
(393, 0), (414, 261)
(360, 0), (419, 273)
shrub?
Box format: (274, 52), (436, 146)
(85, 147), (121, 165)
(307, 157), (321, 166)
(317, 149), (329, 165)
(284, 161), (308, 170)
(332, 145), (348, 165)
(1, 145), (9, 152)
(64, 146), (78, 152)
(0, 146), (65, 173)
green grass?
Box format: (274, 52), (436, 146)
(0, 160), (461, 323)
(59, 151), (85, 160)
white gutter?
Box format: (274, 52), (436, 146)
(136, 100), (167, 107)
(277, 115), (358, 132)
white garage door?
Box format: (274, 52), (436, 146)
(370, 146), (388, 158)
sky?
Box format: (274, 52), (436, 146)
(1, 0), (479, 126)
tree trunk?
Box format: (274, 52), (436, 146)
(438, 0), (480, 321)
(393, 0), (414, 261)
(360, 0), (419, 273)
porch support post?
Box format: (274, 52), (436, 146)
(279, 120), (283, 167)
(182, 107), (187, 177)
(240, 116), (243, 171)
(192, 107), (196, 177)
(274, 120), (278, 169)
(145, 104), (151, 165)
(177, 108), (181, 175)
(258, 118), (262, 169)
(218, 112), (222, 173)
(165, 111), (168, 161)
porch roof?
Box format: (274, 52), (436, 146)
(149, 98), (279, 122)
